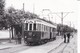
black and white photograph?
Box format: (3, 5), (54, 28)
(0, 0), (78, 53)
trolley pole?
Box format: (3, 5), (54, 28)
(42, 9), (51, 21)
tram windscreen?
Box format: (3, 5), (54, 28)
(33, 23), (36, 30)
(29, 24), (32, 30)
(26, 23), (28, 30)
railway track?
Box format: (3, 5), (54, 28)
(48, 36), (76, 53)
(48, 42), (68, 53)
(58, 43), (68, 53)
(0, 45), (32, 53)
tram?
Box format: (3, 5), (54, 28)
(23, 18), (57, 45)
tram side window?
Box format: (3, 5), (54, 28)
(46, 26), (47, 31)
(44, 25), (45, 31)
(39, 24), (41, 31)
(52, 28), (56, 32)
(50, 27), (52, 32)
(52, 28), (54, 31)
(29, 24), (32, 30)
(50, 27), (51, 32)
(51, 28), (52, 32)
(46, 26), (48, 32)
(36, 24), (41, 31)
(42, 24), (43, 31)
(33, 23), (36, 30)
(26, 23), (28, 30)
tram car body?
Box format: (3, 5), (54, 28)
(23, 18), (57, 45)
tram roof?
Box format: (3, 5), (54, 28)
(24, 18), (57, 28)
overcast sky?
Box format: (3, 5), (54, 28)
(5, 0), (78, 29)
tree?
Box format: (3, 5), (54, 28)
(0, 0), (5, 29)
(0, 0), (5, 15)
(57, 24), (63, 35)
(5, 6), (40, 40)
(57, 24), (75, 35)
(23, 12), (39, 19)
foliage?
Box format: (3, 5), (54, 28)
(57, 24), (76, 33)
(2, 6), (39, 29)
(0, 0), (5, 15)
(0, 0), (5, 29)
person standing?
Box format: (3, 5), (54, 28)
(67, 32), (71, 43)
(17, 32), (21, 44)
(64, 33), (67, 43)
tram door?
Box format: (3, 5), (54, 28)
(50, 27), (52, 39)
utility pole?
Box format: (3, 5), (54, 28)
(61, 12), (63, 25)
(33, 3), (35, 14)
(23, 3), (25, 14)
(22, 3), (25, 44)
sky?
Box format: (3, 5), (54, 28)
(5, 0), (78, 29)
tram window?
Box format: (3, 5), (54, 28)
(51, 28), (52, 32)
(46, 26), (47, 31)
(26, 23), (28, 30)
(52, 28), (54, 31)
(43, 25), (45, 31)
(33, 23), (36, 30)
(37, 24), (39, 31)
(50, 27), (51, 32)
(53, 28), (56, 32)
(44, 25), (45, 31)
(45, 25), (46, 31)
(42, 34), (44, 37)
(36, 24), (41, 31)
(46, 26), (48, 31)
(42, 24), (43, 31)
(29, 24), (32, 30)
(45, 26), (46, 31)
(42, 25), (44, 31)
(47, 26), (48, 31)
(39, 24), (41, 31)
(48, 26), (50, 32)
(44, 25), (46, 31)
